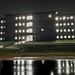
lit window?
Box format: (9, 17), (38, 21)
(72, 29), (74, 32)
(15, 17), (18, 20)
(27, 15), (33, 20)
(67, 17), (69, 20)
(26, 35), (33, 41)
(1, 20), (3, 23)
(68, 29), (70, 32)
(55, 17), (59, 21)
(1, 26), (3, 29)
(55, 23), (59, 26)
(26, 28), (33, 33)
(56, 36), (59, 39)
(67, 23), (70, 26)
(68, 35), (71, 38)
(56, 29), (59, 32)
(64, 36), (67, 38)
(60, 36), (63, 39)
(22, 16), (25, 19)
(63, 23), (66, 26)
(59, 17), (62, 20)
(4, 26), (5, 28)
(22, 36), (25, 39)
(55, 11), (58, 14)
(70, 16), (73, 19)
(19, 30), (21, 33)
(19, 16), (21, 20)
(60, 29), (63, 32)
(26, 22), (33, 27)
(72, 35), (74, 38)
(4, 21), (6, 23)
(15, 37), (17, 40)
(41, 29), (44, 31)
(0, 38), (2, 40)
(22, 23), (25, 26)
(22, 30), (25, 33)
(64, 29), (66, 32)
(49, 14), (52, 18)
(19, 23), (21, 26)
(19, 37), (21, 40)
(71, 23), (74, 25)
(60, 23), (62, 26)
(15, 23), (18, 26)
(0, 32), (3, 34)
(15, 30), (18, 33)
(63, 16), (66, 20)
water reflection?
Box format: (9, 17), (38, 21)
(0, 59), (75, 75)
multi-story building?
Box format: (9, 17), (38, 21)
(0, 11), (75, 42)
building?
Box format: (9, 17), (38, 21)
(0, 11), (75, 42)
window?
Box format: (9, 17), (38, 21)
(55, 23), (59, 26)
(15, 17), (18, 20)
(15, 30), (18, 33)
(60, 36), (63, 39)
(56, 29), (59, 32)
(26, 22), (33, 27)
(64, 29), (66, 32)
(68, 29), (70, 32)
(26, 28), (33, 33)
(19, 16), (21, 20)
(68, 35), (71, 38)
(71, 23), (74, 25)
(0, 32), (3, 34)
(15, 23), (18, 26)
(22, 23), (25, 26)
(59, 17), (62, 20)
(64, 36), (67, 38)
(67, 17), (69, 20)
(56, 36), (59, 39)
(22, 36), (25, 40)
(49, 15), (52, 18)
(0, 38), (2, 40)
(19, 37), (21, 40)
(60, 23), (62, 26)
(1, 26), (3, 29)
(72, 35), (74, 38)
(15, 37), (18, 40)
(4, 26), (5, 28)
(55, 11), (58, 14)
(41, 29), (44, 31)
(19, 23), (22, 26)
(1, 20), (3, 23)
(27, 15), (33, 20)
(72, 29), (74, 32)
(26, 35), (33, 41)
(70, 16), (73, 19)
(60, 29), (63, 32)
(19, 30), (21, 33)
(63, 16), (66, 20)
(67, 23), (70, 26)
(22, 30), (25, 33)
(55, 17), (59, 21)
(63, 23), (66, 26)
(22, 16), (25, 19)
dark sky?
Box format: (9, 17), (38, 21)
(0, 0), (75, 17)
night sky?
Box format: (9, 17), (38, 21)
(0, 0), (75, 17)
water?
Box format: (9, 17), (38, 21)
(0, 59), (75, 75)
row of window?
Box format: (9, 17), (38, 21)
(55, 16), (74, 21)
(0, 26), (5, 29)
(0, 38), (5, 40)
(55, 23), (74, 27)
(15, 15), (33, 20)
(56, 35), (75, 39)
(0, 20), (6, 23)
(0, 32), (5, 34)
(56, 29), (74, 33)
(15, 28), (33, 33)
(15, 22), (33, 27)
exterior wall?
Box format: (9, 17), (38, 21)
(55, 14), (75, 40)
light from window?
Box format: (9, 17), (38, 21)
(19, 30), (21, 33)
(56, 36), (59, 39)
(55, 23), (59, 26)
(15, 37), (17, 40)
(22, 30), (25, 33)
(15, 30), (18, 33)
(4, 26), (5, 28)
(68, 35), (71, 38)
(15, 17), (18, 20)
(0, 32), (3, 34)
(55, 11), (58, 14)
(26, 28), (33, 33)
(59, 17), (62, 20)
(63, 16), (66, 20)
(71, 23), (74, 25)
(55, 17), (59, 21)
(56, 29), (59, 32)
(19, 16), (21, 20)
(64, 29), (66, 32)
(70, 16), (73, 19)
(23, 23), (25, 26)
(1, 20), (3, 23)
(60, 36), (63, 39)
(22, 36), (25, 39)
(49, 15), (52, 18)
(0, 38), (2, 40)
(67, 17), (69, 20)
(19, 23), (21, 26)
(67, 23), (70, 26)
(72, 35), (74, 38)
(68, 29), (70, 32)
(60, 29), (63, 32)
(27, 15), (33, 20)
(19, 37), (21, 40)
(1, 26), (3, 29)
(26, 22), (33, 27)
(22, 16), (25, 19)
(26, 35), (33, 41)
(72, 29), (74, 32)
(64, 36), (67, 38)
(60, 23), (62, 26)
(15, 23), (18, 26)
(63, 23), (66, 26)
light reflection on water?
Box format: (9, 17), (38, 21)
(0, 59), (75, 75)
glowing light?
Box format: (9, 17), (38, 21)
(19, 16), (21, 20)
(22, 16), (25, 19)
(68, 35), (71, 38)
(27, 15), (33, 20)
(60, 29), (63, 32)
(55, 17), (59, 21)
(60, 23), (62, 26)
(64, 36), (67, 38)
(15, 37), (17, 40)
(64, 29), (66, 32)
(26, 22), (33, 27)
(49, 14), (52, 18)
(68, 29), (70, 32)
(63, 16), (66, 20)
(71, 23), (74, 25)
(15, 30), (18, 33)
(26, 28), (33, 33)
(63, 23), (66, 26)
(55, 11), (58, 14)
(1, 20), (3, 23)
(23, 23), (25, 26)
(15, 17), (18, 20)
(67, 17), (69, 20)
(1, 26), (3, 29)
(26, 60), (33, 65)
(19, 30), (21, 33)
(26, 35), (33, 41)
(56, 29), (59, 32)
(67, 23), (70, 26)
(60, 36), (63, 39)
(19, 23), (22, 26)
(55, 23), (59, 26)
(41, 29), (44, 31)
(56, 36), (59, 39)
(72, 29), (74, 32)
(72, 35), (74, 38)
(59, 17), (62, 20)
(22, 30), (25, 33)
(22, 36), (25, 39)
(70, 16), (73, 19)
(15, 23), (18, 26)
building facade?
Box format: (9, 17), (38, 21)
(0, 11), (75, 42)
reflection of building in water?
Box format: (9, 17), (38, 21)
(14, 60), (33, 75)
(57, 60), (75, 75)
